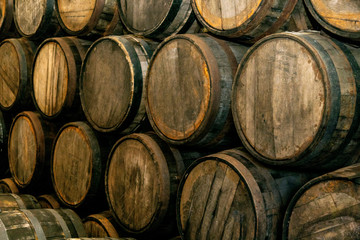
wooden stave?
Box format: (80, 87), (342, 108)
(79, 35), (157, 134)
(282, 163), (360, 239)
(105, 132), (186, 237)
(37, 194), (61, 209)
(50, 121), (104, 209)
(83, 211), (121, 238)
(56, 0), (123, 37)
(8, 111), (59, 190)
(117, 0), (197, 39)
(32, 37), (92, 120)
(0, 193), (41, 210)
(0, 208), (87, 239)
(0, 178), (19, 193)
(0, 38), (38, 111)
(232, 31), (360, 169)
(145, 33), (247, 148)
(176, 148), (312, 240)
(13, 0), (63, 39)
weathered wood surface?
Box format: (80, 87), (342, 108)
(8, 111), (58, 189)
(305, 0), (360, 40)
(0, 0), (19, 39)
(32, 37), (91, 119)
(0, 193), (41, 210)
(283, 163), (360, 240)
(84, 211), (121, 238)
(51, 122), (102, 208)
(37, 194), (61, 209)
(14, 0), (62, 39)
(177, 148), (312, 240)
(232, 31), (360, 170)
(56, 0), (123, 36)
(0, 208), (87, 239)
(192, 0), (309, 42)
(117, 0), (198, 39)
(146, 33), (248, 148)
(0, 178), (19, 193)
(80, 35), (157, 133)
(105, 132), (186, 237)
(0, 38), (37, 111)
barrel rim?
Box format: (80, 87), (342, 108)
(0, 0), (14, 34)
(51, 121), (102, 208)
(0, 178), (19, 194)
(83, 211), (120, 237)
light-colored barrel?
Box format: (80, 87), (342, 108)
(0, 193), (41, 210)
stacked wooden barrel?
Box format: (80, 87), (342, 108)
(0, 0), (359, 239)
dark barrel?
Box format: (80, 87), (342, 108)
(0, 178), (19, 193)
(146, 34), (248, 148)
(0, 0), (19, 39)
(80, 35), (157, 133)
(83, 211), (122, 238)
(177, 148), (313, 240)
(283, 163), (360, 240)
(37, 194), (61, 209)
(232, 31), (360, 170)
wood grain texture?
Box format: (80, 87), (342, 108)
(80, 35), (157, 133)
(57, 0), (122, 36)
(192, 0), (309, 42)
(32, 37), (91, 119)
(0, 38), (37, 111)
(177, 148), (312, 240)
(118, 0), (197, 39)
(0, 208), (87, 239)
(232, 31), (360, 169)
(37, 194), (61, 209)
(83, 211), (121, 238)
(146, 34), (248, 147)
(305, 0), (360, 40)
(0, 193), (41, 210)
(0, 178), (19, 193)
(52, 122), (101, 208)
(284, 163), (360, 240)
(14, 0), (63, 39)
(105, 133), (185, 236)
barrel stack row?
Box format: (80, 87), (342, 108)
(0, 0), (359, 240)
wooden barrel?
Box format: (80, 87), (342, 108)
(0, 178), (19, 193)
(0, 38), (37, 111)
(37, 194), (61, 209)
(146, 34), (248, 148)
(304, 0), (360, 41)
(0, 0), (18, 39)
(14, 0), (63, 39)
(0, 110), (9, 176)
(0, 193), (41, 210)
(32, 37), (92, 120)
(117, 0), (199, 39)
(191, 0), (310, 42)
(283, 163), (360, 239)
(83, 211), (122, 238)
(105, 132), (188, 237)
(177, 148), (312, 240)
(80, 35), (157, 134)
(0, 208), (87, 238)
(51, 121), (106, 209)
(66, 238), (135, 240)
(8, 111), (58, 190)
(232, 31), (360, 170)
(56, 0), (123, 37)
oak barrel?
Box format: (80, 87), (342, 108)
(105, 132), (187, 237)
(117, 0), (198, 39)
(83, 211), (122, 238)
(56, 0), (123, 37)
(232, 31), (360, 170)
(283, 163), (360, 240)
(177, 148), (312, 240)
(0, 208), (87, 239)
(0, 193), (41, 210)
(0, 38), (37, 111)
(0, 110), (9, 176)
(14, 0), (63, 39)
(8, 111), (58, 190)
(304, 0), (360, 41)
(37, 194), (61, 209)
(32, 37), (92, 119)
(146, 34), (248, 148)
(0, 178), (19, 193)
(51, 121), (105, 209)
(80, 35), (157, 133)
(191, 0), (309, 42)
(0, 0), (18, 39)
